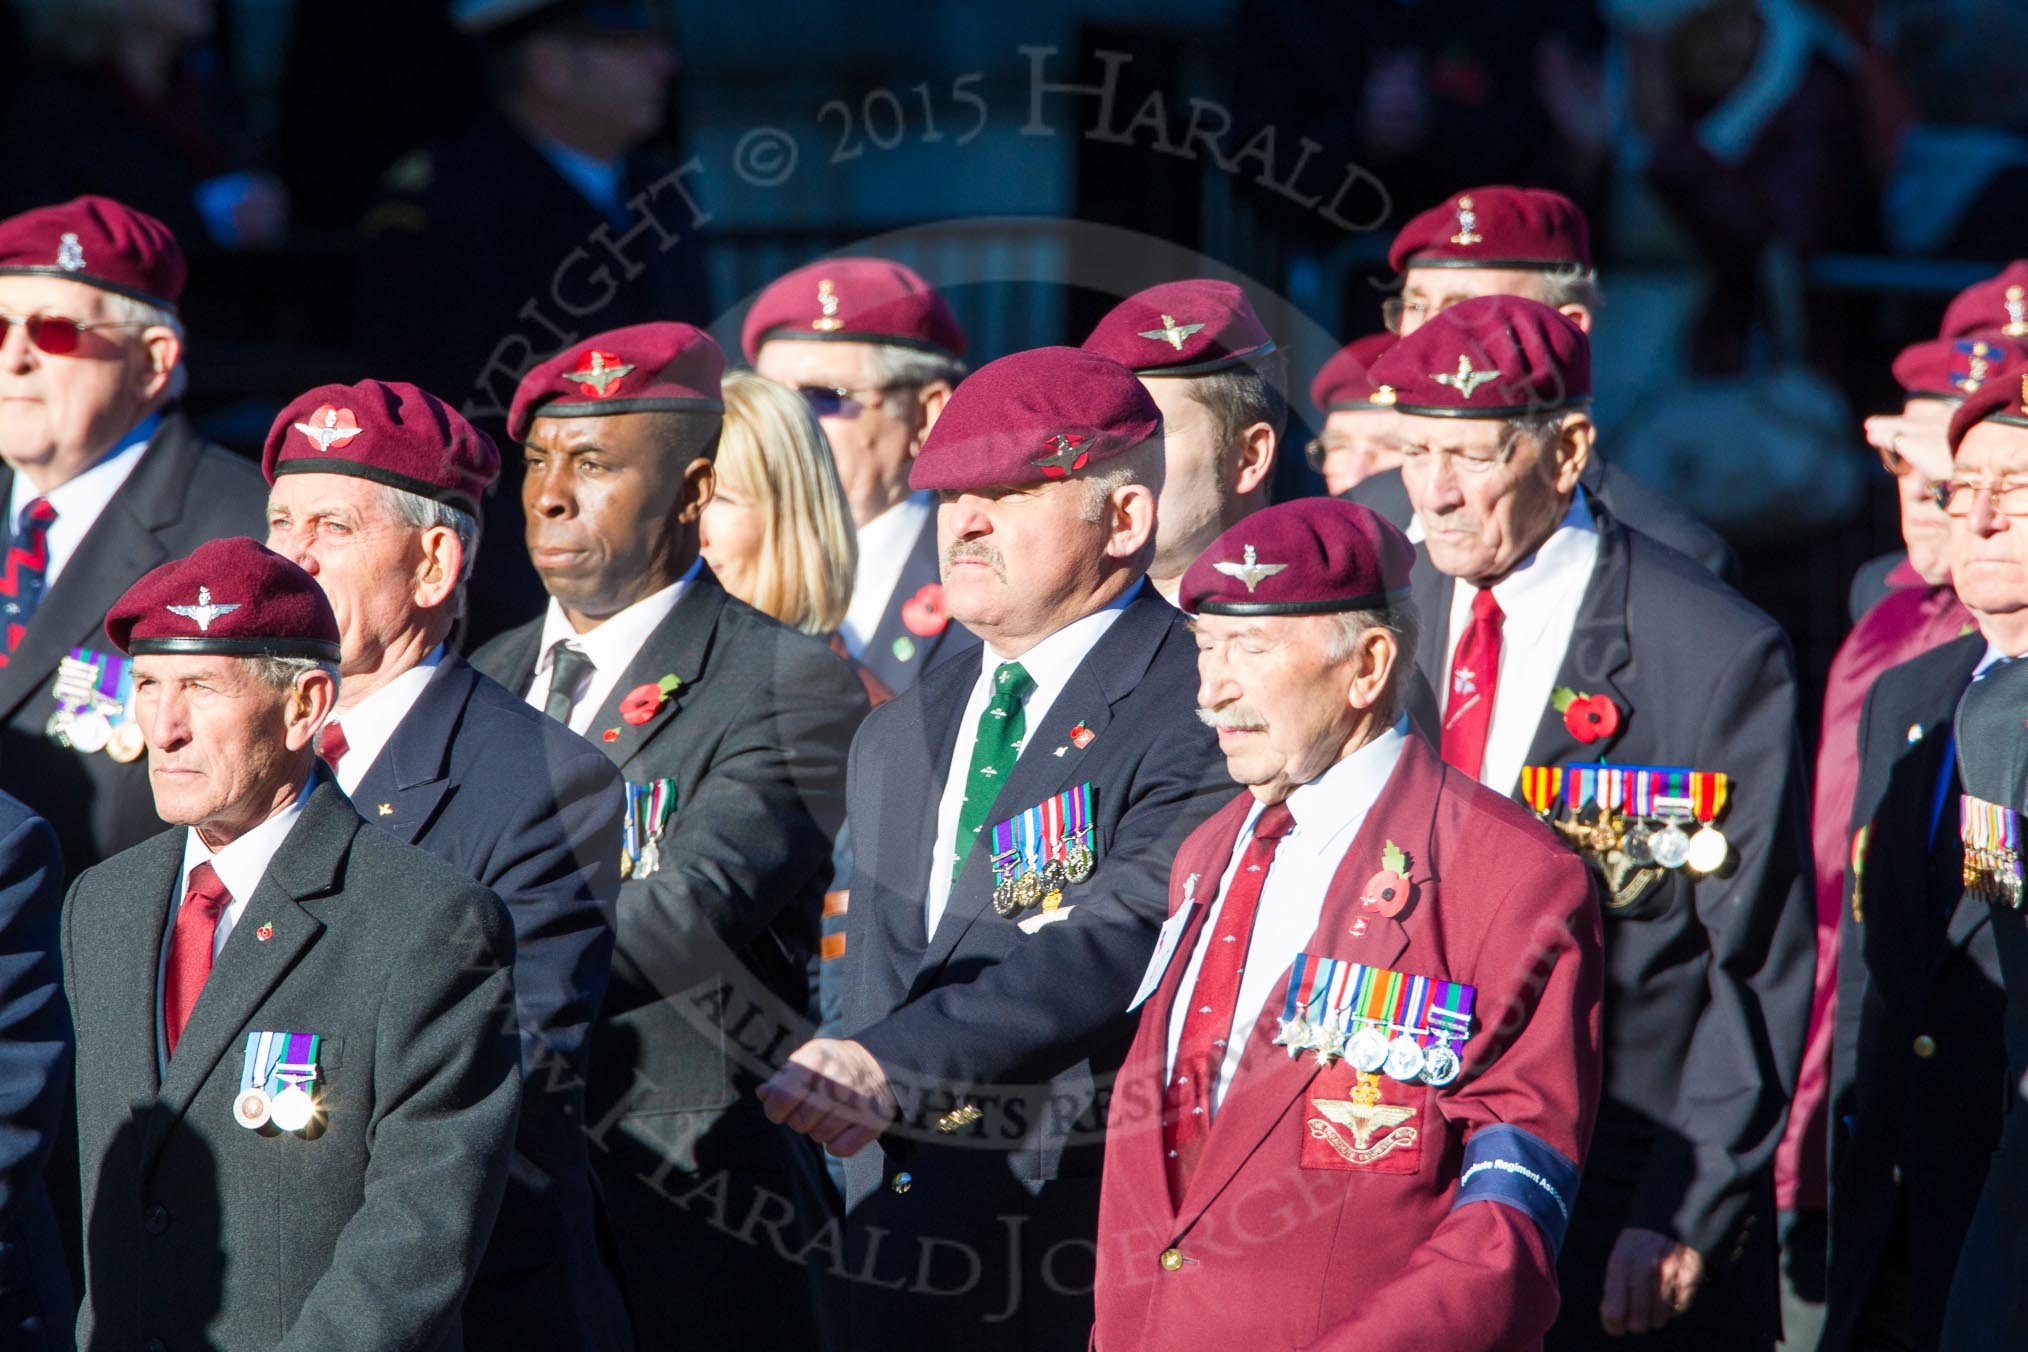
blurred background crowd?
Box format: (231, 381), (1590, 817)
(3, 0), (2023, 721)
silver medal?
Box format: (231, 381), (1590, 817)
(1383, 1034), (1425, 1082)
(1621, 821), (1654, 866)
(1649, 823), (1692, 870)
(67, 711), (112, 755)
(1422, 1042), (1461, 1086)
(1347, 1025), (1390, 1073)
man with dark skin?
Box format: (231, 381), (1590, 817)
(472, 322), (867, 1352)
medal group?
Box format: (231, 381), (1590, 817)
(620, 778), (676, 879)
(1523, 765), (1732, 897)
(1272, 953), (1477, 1088)
(48, 647), (147, 763)
(991, 782), (1097, 917)
(1961, 792), (2025, 909)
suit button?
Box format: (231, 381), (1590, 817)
(142, 1204), (169, 1235)
(1913, 1034), (1937, 1059)
(1159, 1247), (1184, 1272)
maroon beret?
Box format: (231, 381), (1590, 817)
(1183, 498), (1414, 617)
(909, 346), (1160, 493)
(264, 379), (500, 515)
(1891, 336), (2028, 401)
(107, 537), (341, 661)
(740, 257), (966, 362)
(1387, 186), (1592, 275)
(1310, 333), (1398, 414)
(508, 322), (725, 442)
(1940, 261), (2028, 342)
(0, 195), (186, 310)
(1365, 295), (1590, 418)
(1080, 280), (1276, 377)
(1948, 356), (2028, 452)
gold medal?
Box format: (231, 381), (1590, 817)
(233, 1087), (272, 1131)
(106, 722), (145, 764)
(1012, 870), (1043, 912)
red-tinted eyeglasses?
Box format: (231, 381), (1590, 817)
(0, 311), (148, 356)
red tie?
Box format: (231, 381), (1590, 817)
(1163, 800), (1297, 1203)
(163, 862), (231, 1055)
(1442, 587), (1504, 779)
(317, 721), (348, 770)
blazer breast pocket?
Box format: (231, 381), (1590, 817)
(1298, 1063), (1427, 1177)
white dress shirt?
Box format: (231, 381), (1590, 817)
(842, 491), (934, 658)
(524, 559), (699, 736)
(1439, 492), (1600, 797)
(10, 411), (156, 589)
(156, 775), (314, 1072)
(325, 645), (444, 797)
(924, 580), (1142, 938)
(1163, 722), (1407, 1112)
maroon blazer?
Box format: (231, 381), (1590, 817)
(1094, 734), (1604, 1352)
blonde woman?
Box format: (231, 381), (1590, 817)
(703, 370), (883, 1031)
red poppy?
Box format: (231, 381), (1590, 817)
(1563, 693), (1620, 743)
(602, 728), (620, 743)
(901, 584), (950, 637)
(620, 683), (665, 725)
(1359, 868), (1410, 918)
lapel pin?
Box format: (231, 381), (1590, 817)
(256, 923), (274, 942)
(1052, 746), (1067, 757)
(1906, 723), (1924, 745)
(602, 728), (620, 743)
(1552, 686), (1621, 744)
(1070, 722), (1094, 749)
(376, 803), (393, 816)
(1351, 917), (1369, 938)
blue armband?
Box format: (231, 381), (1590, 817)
(1452, 1123), (1580, 1258)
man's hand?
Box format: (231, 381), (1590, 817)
(756, 1038), (898, 1158)
(1599, 1227), (1705, 1336)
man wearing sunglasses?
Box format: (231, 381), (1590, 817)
(744, 256), (976, 694)
(1340, 184), (1740, 587)
(1825, 346), (2028, 1352)
(1375, 297), (1813, 1350)
(0, 195), (266, 877)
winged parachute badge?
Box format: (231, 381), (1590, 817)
(1212, 544), (1287, 593)
(1431, 354), (1499, 400)
(564, 351), (635, 397)
(1032, 432), (1090, 476)
(1138, 313), (1206, 351)
(166, 586), (241, 632)
(292, 405), (364, 452)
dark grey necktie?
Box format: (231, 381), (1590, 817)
(544, 641), (594, 726)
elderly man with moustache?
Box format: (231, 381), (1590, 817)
(1371, 296), (1813, 1350)
(1093, 497), (1604, 1351)
(1343, 184), (1738, 585)
(745, 256), (976, 693)
(258, 378), (631, 1352)
(0, 195), (267, 876)
(1079, 279), (1283, 605)
(757, 346), (1229, 1349)
(63, 537), (521, 1351)
(472, 321), (868, 1352)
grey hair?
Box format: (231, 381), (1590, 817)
(1536, 265), (1602, 318)
(1321, 600), (1421, 724)
(862, 343), (967, 394)
(245, 655), (342, 699)
(378, 485), (481, 621)
(1502, 409), (1576, 450)
(102, 292), (188, 402)
(1075, 436), (1165, 524)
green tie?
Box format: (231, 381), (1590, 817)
(953, 661), (1035, 880)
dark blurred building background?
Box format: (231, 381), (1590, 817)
(6, 0), (2028, 718)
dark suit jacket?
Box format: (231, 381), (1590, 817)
(835, 586), (1230, 1350)
(1345, 457), (1743, 588)
(471, 568), (868, 1347)
(856, 511), (977, 696)
(64, 782), (522, 1351)
(1847, 550), (1905, 625)
(1825, 634), (2003, 1352)
(0, 795), (68, 1352)
(1409, 506), (1812, 1344)
(0, 410), (267, 877)
(347, 650), (627, 1342)
(1095, 740), (1604, 1352)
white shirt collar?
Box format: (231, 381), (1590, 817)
(841, 490), (933, 655)
(1250, 719), (1409, 854)
(179, 774), (315, 909)
(536, 558), (700, 680)
(12, 411), (158, 589)
(327, 644), (445, 796)
(975, 577), (1142, 693)
(1975, 640), (2021, 680)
